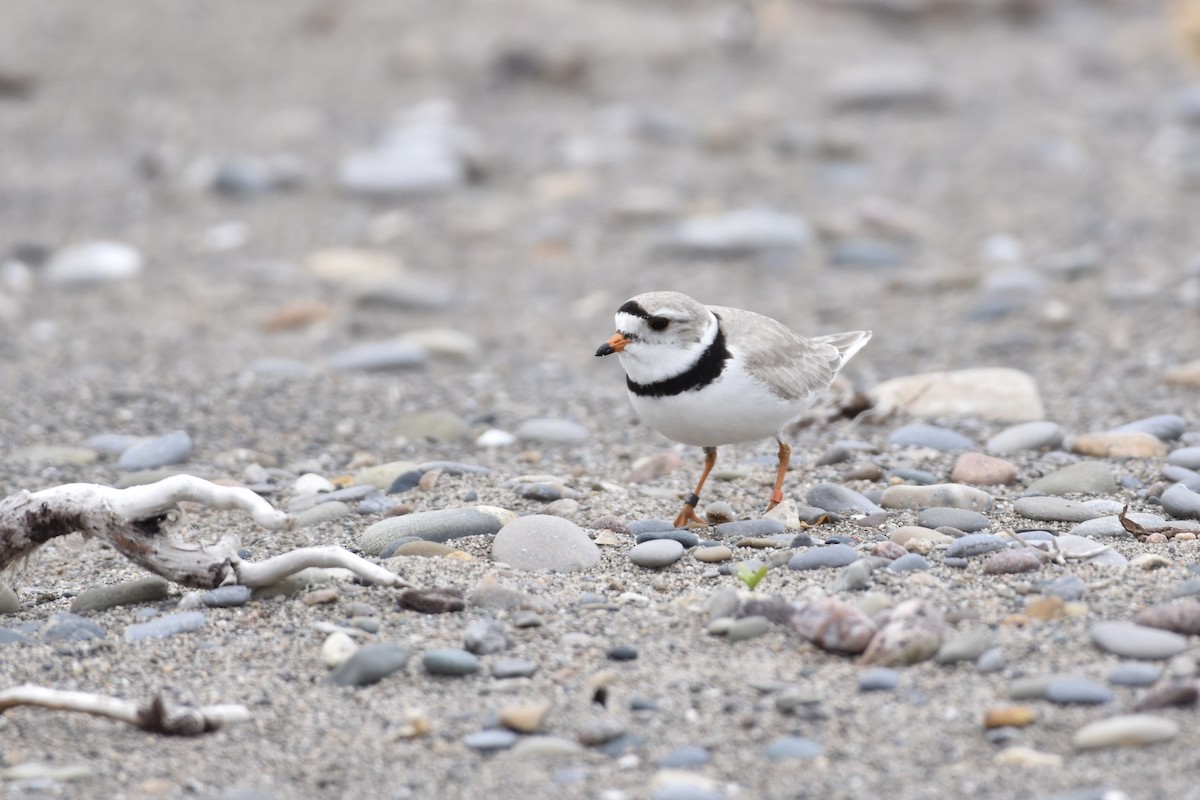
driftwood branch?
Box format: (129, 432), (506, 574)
(0, 684), (250, 735)
(0, 475), (412, 589)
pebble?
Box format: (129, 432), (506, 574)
(1027, 462), (1117, 495)
(1112, 414), (1187, 441)
(1167, 447), (1200, 470)
(667, 208), (812, 254)
(398, 587), (465, 614)
(354, 460), (422, 490)
(124, 611), (205, 643)
(1107, 663), (1162, 687)
(509, 735), (586, 761)
(117, 430), (193, 471)
(1072, 715), (1179, 750)
(694, 545), (733, 563)
(492, 515), (601, 572)
(887, 553), (931, 572)
(500, 701), (550, 733)
(829, 559), (874, 592)
(515, 418), (588, 442)
(891, 467), (938, 485)
(628, 519), (676, 535)
(1040, 575), (1086, 600)
(889, 526), (952, 548)
(1071, 431), (1168, 459)
(1067, 513), (1175, 539)
(791, 595), (878, 653)
(387, 541), (465, 559)
(710, 520), (787, 537)
(1045, 678), (1114, 705)
(296, 501), (351, 528)
(825, 62), (942, 109)
(0, 583), (18, 615)
(984, 707), (1036, 729)
(880, 484), (992, 512)
(200, 584), (252, 608)
(41, 613), (107, 642)
(70, 576), (170, 613)
(630, 539), (686, 569)
(789, 543), (859, 570)
(464, 619), (510, 655)
(945, 533), (1010, 558)
(1136, 599), (1200, 635)
(707, 587), (740, 622)
(919, 507), (990, 532)
(513, 481), (579, 502)
(726, 616), (772, 642)
(829, 237), (905, 269)
(295, 472), (336, 494)
(360, 507), (508, 554)
(860, 599), (945, 667)
(950, 452), (1018, 485)
(465, 729), (520, 752)
(888, 423), (973, 451)
(1161, 483), (1200, 520)
(1091, 621), (1188, 660)
(807, 483), (884, 516)
(636, 530), (701, 547)
(986, 421), (1065, 453)
(322, 631), (360, 668)
(935, 630), (993, 664)
(982, 548), (1043, 574)
(12, 445), (98, 466)
(869, 368), (1045, 423)
(764, 736), (823, 760)
(43, 240), (144, 285)
(858, 667), (900, 691)
(1134, 683), (1199, 711)
(1013, 496), (1103, 523)
(659, 744), (712, 768)
(328, 339), (429, 372)
(423, 648), (481, 676)
(976, 648), (1007, 673)
(608, 644), (639, 661)
(492, 657), (539, 679)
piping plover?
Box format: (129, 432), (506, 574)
(596, 291), (870, 527)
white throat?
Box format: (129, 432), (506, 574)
(617, 312), (720, 386)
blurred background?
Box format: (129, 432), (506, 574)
(1, 0), (1199, 465)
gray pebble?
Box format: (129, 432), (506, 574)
(491, 657), (538, 679)
(42, 613), (107, 643)
(0, 583), (18, 615)
(464, 729), (519, 752)
(880, 484), (992, 512)
(328, 339), (428, 371)
(360, 507), (506, 554)
(513, 482), (579, 502)
(124, 611), (205, 643)
(1111, 414), (1187, 441)
(464, 618), (510, 655)
(888, 423), (973, 451)
(918, 507), (990, 532)
(1040, 575), (1086, 601)
(1014, 496), (1103, 523)
(887, 553), (931, 572)
(82, 433), (144, 454)
(859, 667), (899, 691)
(417, 461), (492, 475)
(635, 530), (700, 547)
(515, 418), (588, 442)
(492, 515), (600, 572)
(1067, 514), (1165, 539)
(117, 430), (193, 471)
(296, 501), (352, 527)
(1027, 462), (1117, 496)
(630, 539), (685, 569)
(1072, 715), (1179, 751)
(0, 628), (35, 645)
(714, 519), (786, 538)
(936, 630), (993, 664)
(986, 421), (1065, 453)
(788, 543), (859, 571)
(627, 519), (676, 535)
(976, 648), (1006, 673)
(423, 648), (481, 676)
(829, 559), (873, 592)
(945, 533), (1010, 559)
(1091, 621), (1188, 660)
(200, 585), (252, 608)
(652, 786), (726, 800)
(829, 237), (905, 269)
(764, 736), (823, 760)
(1161, 483), (1200, 520)
(807, 483), (884, 516)
(890, 468), (939, 485)
(1167, 447), (1200, 471)
(707, 587), (741, 622)
(70, 577), (170, 613)
(659, 745), (711, 768)
(1108, 662), (1162, 687)
(1174, 576), (1200, 598)
(726, 615), (772, 642)
(1044, 678), (1113, 705)
(666, 208), (812, 255)
(943, 557), (969, 569)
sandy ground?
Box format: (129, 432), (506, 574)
(3, 1), (1200, 798)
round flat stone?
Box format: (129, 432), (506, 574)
(880, 484), (992, 511)
(888, 423), (973, 451)
(765, 736), (823, 760)
(1112, 414), (1187, 441)
(1073, 715), (1179, 750)
(329, 643), (411, 687)
(714, 519), (786, 538)
(694, 545), (733, 563)
(935, 630), (993, 663)
(859, 667), (899, 691)
(807, 483), (884, 515)
(1091, 621), (1188, 660)
(726, 615), (772, 642)
(123, 611), (205, 643)
(423, 648), (481, 676)
(627, 519), (676, 535)
(200, 585), (252, 608)
(1027, 462), (1117, 495)
(887, 553), (930, 572)
(42, 613), (107, 642)
(986, 421), (1065, 454)
(1161, 483), (1200, 520)
(1014, 496), (1104, 523)
(515, 418), (589, 442)
(630, 539), (685, 569)
(117, 430), (193, 471)
(464, 619), (509, 655)
(635, 529), (700, 547)
(659, 745), (711, 768)
(918, 507), (990, 532)
(1108, 662), (1162, 687)
(491, 657), (539, 679)
(945, 533), (1009, 559)
(491, 515), (599, 572)
(1167, 447), (1200, 470)
(788, 543), (859, 571)
(360, 507), (507, 553)
(1045, 678), (1113, 705)
(70, 577), (170, 613)
(465, 729), (520, 752)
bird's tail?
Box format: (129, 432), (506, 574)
(813, 330), (872, 369)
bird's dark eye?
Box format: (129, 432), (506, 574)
(648, 316), (670, 331)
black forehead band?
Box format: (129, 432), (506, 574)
(617, 300), (650, 319)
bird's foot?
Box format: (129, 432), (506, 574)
(765, 488), (784, 511)
(673, 505), (707, 528)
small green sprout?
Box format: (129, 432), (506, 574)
(735, 563), (768, 591)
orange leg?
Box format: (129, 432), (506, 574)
(767, 439), (791, 511)
(673, 447), (718, 528)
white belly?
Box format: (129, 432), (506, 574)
(628, 368), (807, 447)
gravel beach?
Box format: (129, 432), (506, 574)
(3, 2), (1200, 799)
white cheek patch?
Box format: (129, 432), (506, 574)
(614, 311), (643, 334)
(616, 313), (720, 385)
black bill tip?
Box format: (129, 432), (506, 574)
(595, 343), (615, 357)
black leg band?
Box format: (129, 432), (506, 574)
(684, 493), (701, 508)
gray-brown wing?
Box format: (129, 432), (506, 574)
(710, 306), (869, 402)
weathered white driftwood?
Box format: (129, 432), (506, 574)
(0, 474), (412, 589)
(0, 684), (250, 735)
